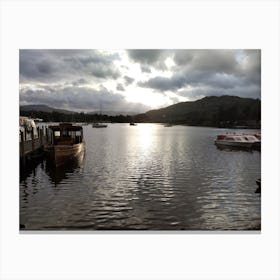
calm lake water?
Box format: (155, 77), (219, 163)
(20, 124), (261, 230)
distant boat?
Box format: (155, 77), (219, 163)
(33, 118), (43, 123)
(129, 123), (137, 126)
(92, 102), (108, 128)
(92, 123), (107, 128)
(44, 123), (85, 166)
(215, 134), (260, 149)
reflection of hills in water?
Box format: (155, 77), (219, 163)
(45, 153), (84, 185)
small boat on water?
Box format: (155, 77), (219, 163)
(129, 123), (137, 126)
(92, 123), (107, 128)
(215, 133), (260, 149)
(44, 123), (85, 166)
(164, 123), (173, 127)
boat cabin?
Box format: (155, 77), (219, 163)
(216, 134), (260, 143)
(48, 123), (83, 146)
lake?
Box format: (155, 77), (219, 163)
(20, 124), (261, 230)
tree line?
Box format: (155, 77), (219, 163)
(20, 110), (134, 123)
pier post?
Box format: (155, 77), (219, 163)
(40, 128), (43, 146)
(20, 131), (24, 158)
(31, 127), (35, 151)
(46, 127), (49, 143)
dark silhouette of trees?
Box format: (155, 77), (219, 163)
(20, 96), (261, 128)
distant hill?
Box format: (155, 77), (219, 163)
(20, 105), (138, 116)
(19, 96), (261, 127)
(20, 104), (75, 114)
(134, 95), (261, 128)
(19, 104), (133, 123)
(88, 110), (139, 116)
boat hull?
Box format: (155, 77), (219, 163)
(215, 140), (253, 149)
(252, 141), (261, 150)
(45, 142), (85, 166)
(92, 124), (107, 128)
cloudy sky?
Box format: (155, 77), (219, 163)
(19, 49), (261, 114)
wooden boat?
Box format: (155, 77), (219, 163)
(44, 123), (85, 166)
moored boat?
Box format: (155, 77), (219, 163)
(19, 116), (39, 139)
(92, 123), (107, 128)
(215, 134), (260, 149)
(44, 123), (85, 166)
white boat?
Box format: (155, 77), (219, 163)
(19, 116), (39, 140)
(92, 123), (107, 128)
(215, 134), (260, 149)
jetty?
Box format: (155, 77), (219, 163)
(19, 116), (51, 164)
(19, 126), (49, 162)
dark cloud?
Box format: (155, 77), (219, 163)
(20, 85), (150, 113)
(37, 61), (52, 74)
(116, 84), (125, 91)
(91, 65), (120, 79)
(140, 65), (152, 73)
(138, 76), (184, 91)
(124, 76), (134, 85)
(172, 50), (238, 73)
(72, 78), (88, 86)
(20, 49), (121, 83)
(127, 49), (168, 70)
(127, 49), (164, 64)
(173, 50), (194, 66)
(138, 49), (261, 99)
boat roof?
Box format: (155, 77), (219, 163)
(48, 123), (83, 131)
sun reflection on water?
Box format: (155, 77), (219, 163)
(135, 123), (156, 154)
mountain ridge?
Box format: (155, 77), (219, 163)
(134, 95), (261, 127)
(20, 104), (74, 114)
(20, 95), (261, 128)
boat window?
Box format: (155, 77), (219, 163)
(225, 137), (234, 140)
(62, 130), (68, 137)
(54, 131), (60, 137)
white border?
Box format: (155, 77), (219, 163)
(1, 1), (280, 279)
